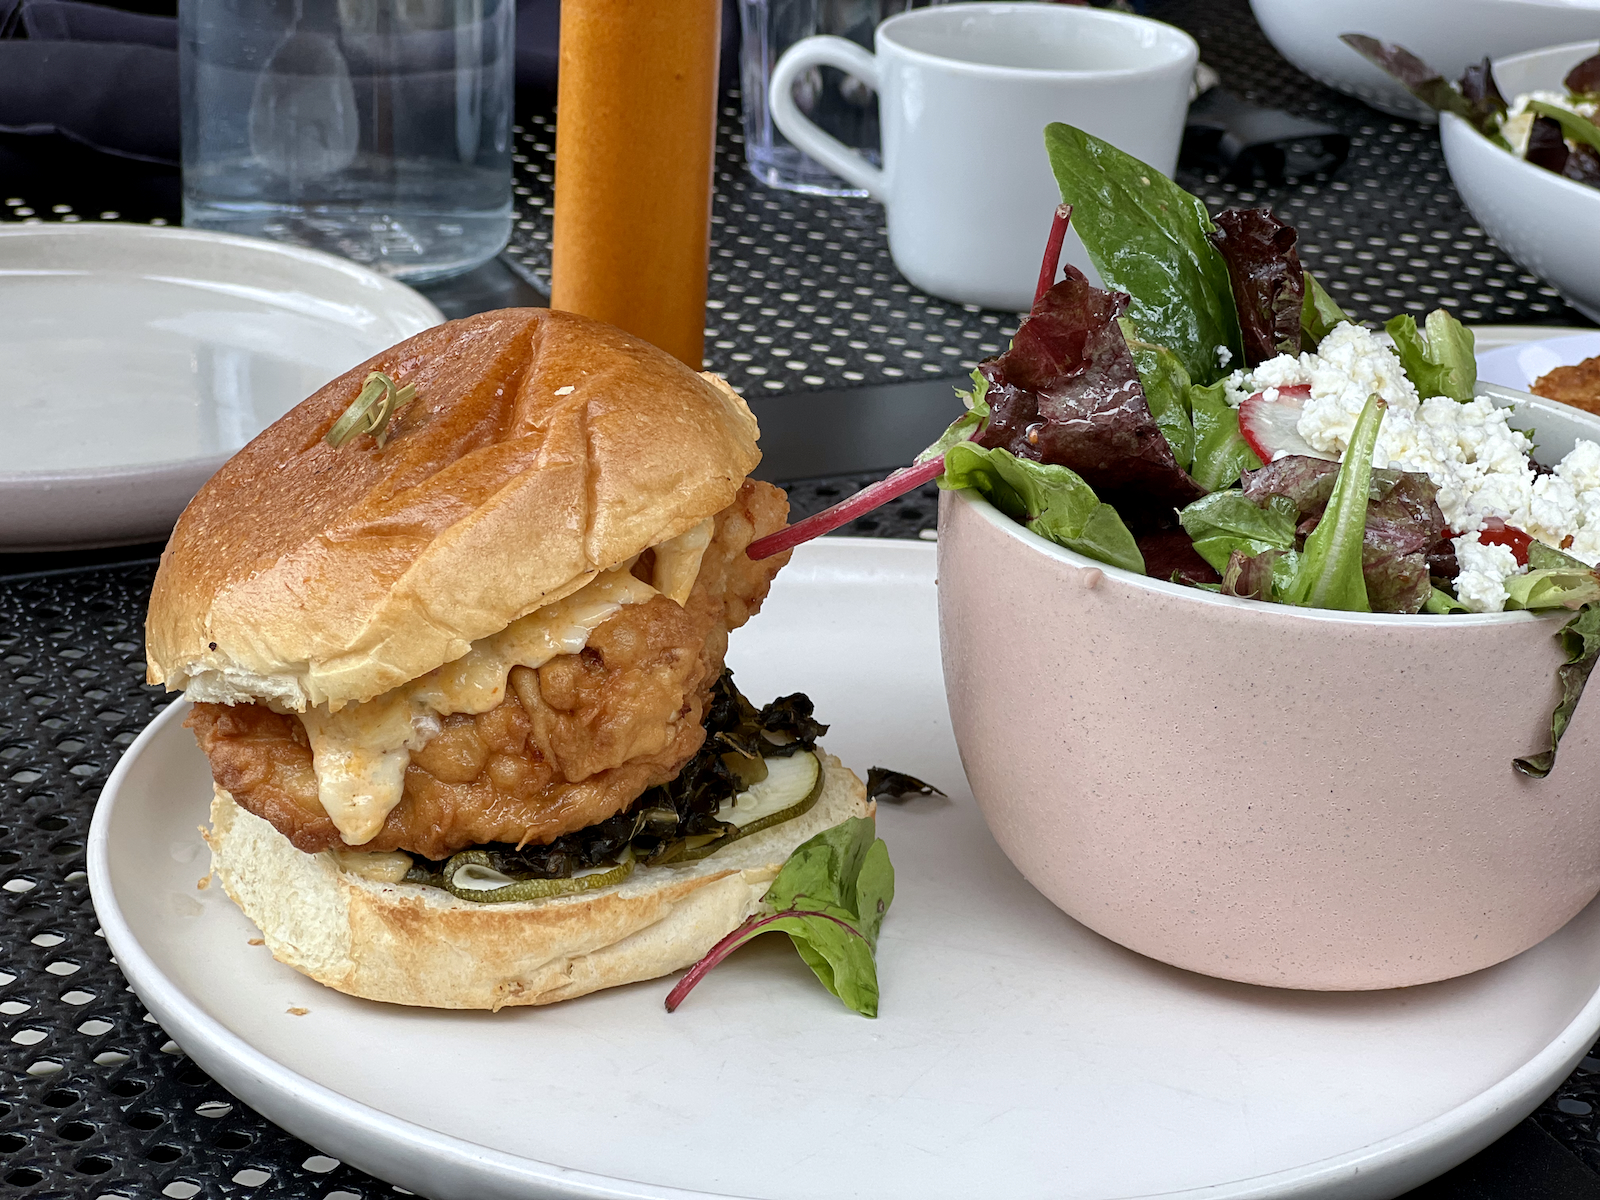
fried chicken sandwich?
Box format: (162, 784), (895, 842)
(145, 309), (867, 1009)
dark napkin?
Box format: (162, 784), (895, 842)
(0, 0), (738, 171)
(0, 0), (179, 163)
(1182, 88), (1351, 185)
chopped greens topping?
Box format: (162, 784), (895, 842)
(325, 370), (417, 449)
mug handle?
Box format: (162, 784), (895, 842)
(768, 35), (886, 200)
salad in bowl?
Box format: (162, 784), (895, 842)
(751, 125), (1600, 989)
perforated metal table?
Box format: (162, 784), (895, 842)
(4, 1), (1600, 1197)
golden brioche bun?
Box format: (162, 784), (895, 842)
(146, 309), (760, 712)
(205, 755), (870, 1009)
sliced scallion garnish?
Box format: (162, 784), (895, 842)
(325, 370), (418, 449)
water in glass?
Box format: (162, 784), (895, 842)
(181, 0), (514, 282)
(738, 0), (942, 196)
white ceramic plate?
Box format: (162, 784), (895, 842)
(89, 538), (1600, 1200)
(1478, 329), (1600, 392)
(0, 225), (443, 551)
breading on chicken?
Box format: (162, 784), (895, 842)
(1532, 355), (1600, 416)
(186, 480), (789, 862)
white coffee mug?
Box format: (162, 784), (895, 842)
(769, 3), (1198, 311)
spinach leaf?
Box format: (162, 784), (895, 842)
(1177, 490), (1298, 572)
(1384, 309), (1476, 402)
(942, 442), (1145, 574)
(1527, 99), (1600, 156)
(1043, 122), (1243, 384)
(919, 369), (991, 464)
(1280, 395), (1385, 611)
(1207, 208), (1305, 365)
(1122, 324), (1195, 471)
(1188, 379), (1263, 492)
(1515, 603), (1600, 779)
(664, 816), (895, 1016)
(1301, 271), (1350, 349)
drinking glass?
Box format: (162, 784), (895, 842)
(738, 0), (943, 196)
(180, 0), (514, 282)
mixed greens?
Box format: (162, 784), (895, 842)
(1345, 36), (1600, 191)
(750, 123), (1600, 779)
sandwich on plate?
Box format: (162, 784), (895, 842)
(144, 308), (873, 1010)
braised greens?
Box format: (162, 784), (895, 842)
(401, 671), (829, 900)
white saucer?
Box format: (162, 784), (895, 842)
(89, 538), (1600, 1200)
(0, 224), (443, 551)
(1477, 329), (1600, 395)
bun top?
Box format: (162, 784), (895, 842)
(146, 309), (761, 711)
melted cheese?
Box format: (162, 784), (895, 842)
(652, 519), (714, 606)
(300, 564), (660, 845)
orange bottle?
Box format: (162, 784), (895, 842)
(550, 0), (721, 369)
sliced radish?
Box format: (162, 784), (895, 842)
(1237, 384), (1333, 464)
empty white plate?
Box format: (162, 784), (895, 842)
(0, 224), (443, 551)
(89, 538), (1600, 1200)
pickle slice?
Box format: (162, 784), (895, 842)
(442, 850), (635, 904)
(654, 751), (825, 866)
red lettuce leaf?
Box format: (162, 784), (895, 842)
(1206, 208), (1305, 366)
(1221, 547), (1283, 600)
(1459, 57), (1508, 126)
(975, 268), (1205, 519)
(1138, 529), (1220, 586)
(1566, 53), (1600, 97)
(1528, 115), (1570, 175)
(1239, 456), (1446, 613)
(1565, 144), (1600, 187)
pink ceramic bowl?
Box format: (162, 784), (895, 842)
(937, 388), (1600, 990)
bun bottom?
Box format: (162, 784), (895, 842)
(205, 755), (870, 1009)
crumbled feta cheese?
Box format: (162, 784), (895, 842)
(1235, 321), (1600, 575)
(1507, 89), (1599, 122)
(1453, 536), (1524, 613)
(1216, 344), (1233, 368)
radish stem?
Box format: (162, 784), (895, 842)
(665, 908), (869, 1012)
(1034, 204), (1073, 308)
(746, 456), (947, 561)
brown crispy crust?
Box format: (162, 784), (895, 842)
(1532, 355), (1600, 416)
(146, 309), (761, 711)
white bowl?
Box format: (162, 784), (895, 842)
(1440, 40), (1600, 323)
(1250, 0), (1600, 122)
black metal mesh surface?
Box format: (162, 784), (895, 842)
(5, 0), (1600, 1193)
(496, 0), (1592, 402)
